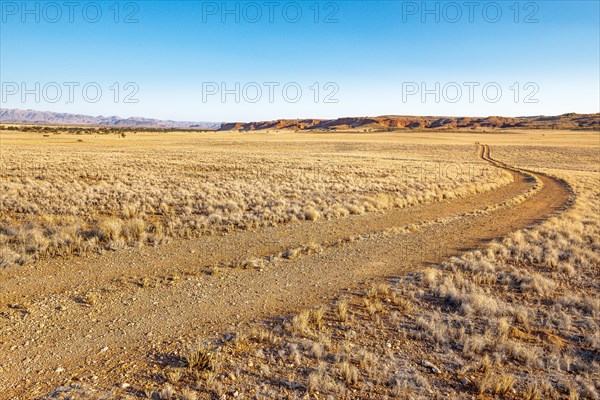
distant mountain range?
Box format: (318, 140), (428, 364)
(0, 109), (221, 130)
(219, 113), (600, 131)
(1, 108), (598, 131)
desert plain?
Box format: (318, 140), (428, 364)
(0, 128), (598, 399)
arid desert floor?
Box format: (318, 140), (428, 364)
(0, 129), (598, 399)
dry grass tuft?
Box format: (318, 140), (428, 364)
(185, 344), (213, 371)
(336, 299), (349, 323)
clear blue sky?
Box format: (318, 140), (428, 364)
(1, 1), (599, 121)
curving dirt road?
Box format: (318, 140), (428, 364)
(0, 144), (572, 399)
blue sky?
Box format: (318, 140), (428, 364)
(1, 1), (599, 121)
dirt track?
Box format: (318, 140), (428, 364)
(0, 144), (572, 399)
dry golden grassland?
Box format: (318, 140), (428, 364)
(0, 130), (512, 269)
